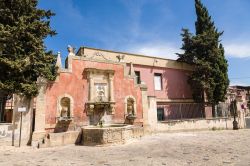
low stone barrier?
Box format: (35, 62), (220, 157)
(48, 131), (81, 147)
(81, 124), (144, 146)
(156, 118), (234, 132)
(0, 123), (15, 146)
(33, 131), (81, 148)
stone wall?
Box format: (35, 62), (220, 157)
(0, 95), (34, 146)
(156, 118), (234, 132)
(46, 131), (81, 147)
(0, 123), (13, 145)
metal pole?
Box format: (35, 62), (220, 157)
(11, 94), (15, 146)
(225, 103), (228, 129)
(19, 112), (22, 147)
(232, 100), (238, 130)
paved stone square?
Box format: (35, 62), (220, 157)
(1, 130), (250, 166)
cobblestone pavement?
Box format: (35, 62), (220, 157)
(0, 130), (250, 166)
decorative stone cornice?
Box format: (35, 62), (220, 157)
(84, 68), (115, 74)
(77, 46), (194, 71)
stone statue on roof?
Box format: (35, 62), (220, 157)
(67, 45), (75, 56)
(116, 54), (125, 62)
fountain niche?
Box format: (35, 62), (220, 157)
(85, 68), (115, 125)
(124, 96), (137, 124)
(82, 68), (143, 145)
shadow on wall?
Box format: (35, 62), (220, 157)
(159, 104), (204, 120)
(54, 121), (71, 133)
(162, 70), (191, 99)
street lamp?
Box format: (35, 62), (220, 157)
(229, 93), (238, 130)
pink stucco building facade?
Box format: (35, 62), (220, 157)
(33, 46), (201, 133)
(0, 46), (245, 147)
(28, 46), (216, 146)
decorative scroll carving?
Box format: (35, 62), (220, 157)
(87, 51), (111, 61)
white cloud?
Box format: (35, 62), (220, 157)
(229, 80), (248, 86)
(125, 42), (182, 60)
(225, 43), (250, 58)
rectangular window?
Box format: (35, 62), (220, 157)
(157, 108), (164, 121)
(154, 73), (162, 90)
(135, 71), (141, 84)
(0, 96), (13, 123)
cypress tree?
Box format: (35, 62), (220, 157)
(0, 0), (57, 98)
(177, 0), (229, 110)
(176, 29), (195, 64)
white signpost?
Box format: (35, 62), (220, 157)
(17, 107), (27, 147)
(18, 107), (26, 112)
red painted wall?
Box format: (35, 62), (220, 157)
(133, 64), (192, 99)
(44, 59), (143, 131)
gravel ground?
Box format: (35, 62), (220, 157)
(0, 129), (250, 166)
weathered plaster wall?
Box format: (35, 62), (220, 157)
(44, 59), (143, 131)
(157, 118), (234, 132)
(133, 64), (192, 99)
(0, 95), (37, 147)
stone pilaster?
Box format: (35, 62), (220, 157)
(32, 77), (47, 145)
(147, 96), (157, 132)
(128, 62), (136, 77)
(12, 95), (34, 146)
(109, 74), (114, 102)
(140, 83), (150, 133)
(65, 45), (75, 72)
(65, 55), (73, 72)
(88, 74), (94, 102)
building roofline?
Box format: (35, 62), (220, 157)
(77, 46), (180, 63)
(230, 85), (250, 90)
(76, 46), (193, 71)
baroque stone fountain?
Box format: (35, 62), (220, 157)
(82, 68), (143, 145)
(85, 68), (115, 125)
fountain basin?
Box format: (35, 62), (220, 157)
(81, 124), (143, 145)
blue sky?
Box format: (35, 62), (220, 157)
(39, 0), (250, 86)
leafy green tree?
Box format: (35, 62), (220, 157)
(177, 0), (229, 111)
(0, 0), (57, 98)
